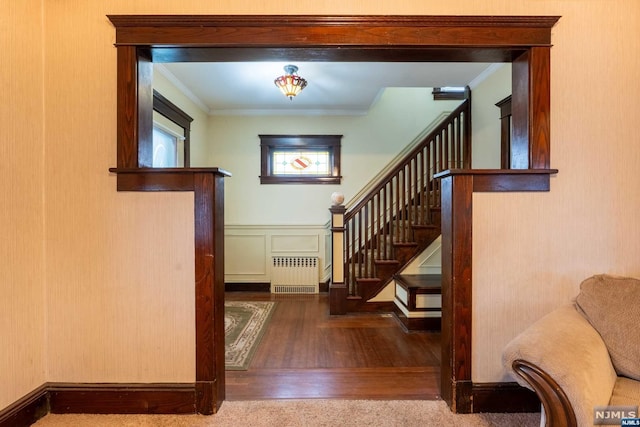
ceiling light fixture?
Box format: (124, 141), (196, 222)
(274, 65), (308, 100)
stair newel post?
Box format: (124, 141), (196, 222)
(329, 193), (347, 315)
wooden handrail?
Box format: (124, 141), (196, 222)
(345, 100), (470, 222)
(340, 100), (471, 300)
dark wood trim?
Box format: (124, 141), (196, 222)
(194, 172), (226, 414)
(47, 383), (195, 414)
(393, 308), (441, 332)
(153, 90), (193, 168)
(116, 46), (139, 169)
(496, 95), (512, 169)
(329, 283), (348, 315)
(0, 384), (49, 427)
(259, 176), (342, 185)
(107, 14), (560, 414)
(440, 174), (474, 412)
(108, 15), (558, 48)
(471, 382), (540, 413)
(153, 90), (193, 129)
(512, 48), (551, 169)
(512, 360), (577, 427)
(432, 86), (470, 101)
(259, 134), (342, 185)
(151, 47), (525, 64)
(435, 169), (557, 192)
(108, 14), (560, 28)
(137, 49), (154, 168)
(225, 282), (270, 292)
(108, 167), (231, 192)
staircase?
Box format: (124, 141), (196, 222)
(393, 273), (442, 331)
(330, 99), (471, 315)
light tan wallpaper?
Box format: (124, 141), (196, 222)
(2, 0), (637, 406)
(472, 0), (640, 382)
(1, 0), (47, 408)
(43, 2), (196, 382)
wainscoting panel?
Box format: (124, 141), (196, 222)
(225, 234), (267, 279)
(225, 225), (330, 285)
(271, 234), (319, 253)
(324, 232), (332, 281)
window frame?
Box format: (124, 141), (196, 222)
(152, 90), (193, 168)
(259, 134), (342, 184)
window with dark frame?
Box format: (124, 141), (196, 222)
(259, 135), (342, 184)
(152, 90), (193, 168)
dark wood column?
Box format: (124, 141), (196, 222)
(439, 173), (473, 412)
(116, 47), (153, 168)
(512, 47), (552, 169)
(194, 172), (226, 414)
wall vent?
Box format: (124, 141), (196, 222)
(271, 256), (319, 294)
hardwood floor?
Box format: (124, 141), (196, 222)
(225, 292), (441, 400)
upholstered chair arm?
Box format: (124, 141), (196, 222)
(503, 305), (618, 427)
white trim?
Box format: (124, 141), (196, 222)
(210, 108), (368, 117)
(394, 299), (441, 318)
(155, 64), (211, 114)
(153, 122), (186, 140)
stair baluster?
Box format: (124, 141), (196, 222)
(330, 100), (471, 313)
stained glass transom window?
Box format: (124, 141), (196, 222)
(259, 135), (342, 184)
(272, 151), (330, 175)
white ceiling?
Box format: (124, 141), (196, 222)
(157, 62), (502, 116)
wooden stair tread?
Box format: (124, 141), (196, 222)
(411, 224), (438, 229)
(394, 274), (441, 292)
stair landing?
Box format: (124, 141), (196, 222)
(393, 274), (441, 332)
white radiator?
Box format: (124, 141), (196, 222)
(271, 256), (319, 294)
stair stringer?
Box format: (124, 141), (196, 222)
(368, 235), (442, 302)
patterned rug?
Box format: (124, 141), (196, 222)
(225, 301), (276, 370)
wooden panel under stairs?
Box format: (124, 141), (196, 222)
(393, 274), (442, 332)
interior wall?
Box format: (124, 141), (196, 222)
(1, 0), (635, 405)
(153, 69), (210, 167)
(43, 2), (196, 383)
(471, 64), (512, 169)
(1, 0), (47, 409)
(472, 1), (640, 382)
(209, 88), (460, 226)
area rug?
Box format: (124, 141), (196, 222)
(225, 301), (276, 370)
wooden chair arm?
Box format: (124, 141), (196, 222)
(512, 359), (577, 427)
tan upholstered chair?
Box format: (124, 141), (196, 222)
(503, 275), (640, 427)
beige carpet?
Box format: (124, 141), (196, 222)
(33, 399), (540, 426)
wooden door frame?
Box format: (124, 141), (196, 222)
(108, 15), (559, 413)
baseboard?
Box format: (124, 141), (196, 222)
(472, 382), (540, 413)
(48, 383), (196, 414)
(0, 382), (197, 424)
(0, 384), (49, 427)
(225, 282), (329, 293)
(225, 282), (270, 292)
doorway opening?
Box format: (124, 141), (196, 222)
(108, 14), (558, 414)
